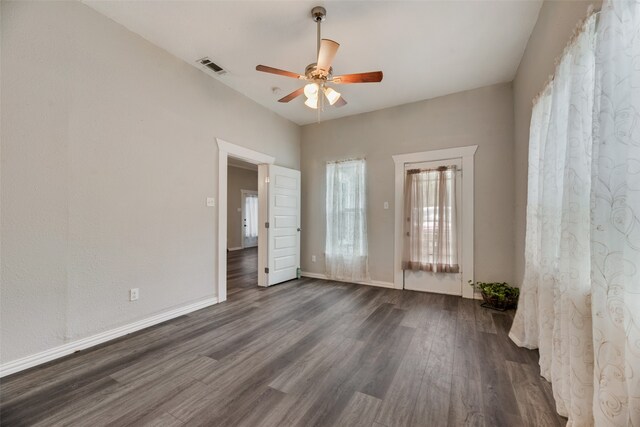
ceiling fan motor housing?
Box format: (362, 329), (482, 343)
(305, 63), (332, 80)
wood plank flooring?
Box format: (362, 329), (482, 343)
(0, 248), (565, 426)
(227, 247), (258, 297)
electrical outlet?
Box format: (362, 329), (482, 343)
(206, 197), (215, 207)
(130, 288), (139, 301)
(312, 255), (316, 262)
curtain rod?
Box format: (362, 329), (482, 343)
(326, 158), (365, 164)
(406, 165), (457, 174)
(531, 6), (600, 105)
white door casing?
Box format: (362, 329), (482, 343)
(264, 165), (301, 286)
(393, 145), (477, 299)
(402, 159), (463, 295)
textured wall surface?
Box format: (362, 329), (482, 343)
(512, 0), (600, 285)
(226, 167), (258, 249)
(301, 83), (515, 285)
(0, 1), (300, 364)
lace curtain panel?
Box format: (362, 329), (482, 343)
(325, 159), (369, 281)
(402, 167), (459, 273)
(509, 2), (640, 425)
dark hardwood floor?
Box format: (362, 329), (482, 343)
(0, 248), (565, 426)
(227, 247), (258, 297)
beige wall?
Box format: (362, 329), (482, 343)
(0, 1), (300, 364)
(227, 166), (258, 249)
(512, 0), (600, 285)
(301, 83), (515, 285)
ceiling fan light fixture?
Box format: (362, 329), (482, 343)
(303, 83), (320, 99)
(256, 5), (381, 112)
(323, 87), (341, 105)
(304, 96), (318, 109)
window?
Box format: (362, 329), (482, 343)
(403, 165), (459, 273)
(325, 159), (369, 281)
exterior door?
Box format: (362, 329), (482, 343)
(241, 190), (258, 248)
(262, 165), (301, 286)
(403, 159), (463, 295)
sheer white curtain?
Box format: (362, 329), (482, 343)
(511, 2), (640, 424)
(325, 159), (369, 281)
(510, 16), (597, 425)
(403, 167), (458, 273)
(591, 0), (640, 423)
(244, 194), (258, 238)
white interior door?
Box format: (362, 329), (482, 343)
(404, 159), (463, 295)
(241, 190), (258, 248)
(263, 165), (300, 286)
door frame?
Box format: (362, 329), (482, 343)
(392, 145), (478, 299)
(217, 138), (274, 303)
(240, 189), (259, 249)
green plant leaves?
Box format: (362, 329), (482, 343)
(468, 281), (520, 301)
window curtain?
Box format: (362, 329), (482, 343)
(510, 2), (640, 424)
(591, 1), (640, 424)
(244, 194), (258, 238)
(402, 167), (459, 273)
(325, 159), (369, 281)
(510, 15), (597, 425)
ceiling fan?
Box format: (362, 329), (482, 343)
(256, 6), (383, 110)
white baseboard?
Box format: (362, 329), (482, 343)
(0, 297), (218, 378)
(301, 271), (399, 290)
(302, 271), (484, 300)
(227, 247), (243, 251)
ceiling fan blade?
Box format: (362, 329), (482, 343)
(278, 87), (305, 103)
(334, 96), (347, 108)
(332, 71), (383, 84)
(317, 39), (340, 72)
(256, 65), (304, 79)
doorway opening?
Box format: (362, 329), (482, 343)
(216, 138), (274, 303)
(227, 158), (259, 298)
(216, 138), (301, 303)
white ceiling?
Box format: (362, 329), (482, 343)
(85, 0), (542, 126)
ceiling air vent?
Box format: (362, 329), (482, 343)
(197, 57), (227, 76)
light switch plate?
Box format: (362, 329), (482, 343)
(384, 201), (389, 210)
(206, 197), (215, 207)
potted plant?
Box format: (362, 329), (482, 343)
(468, 280), (520, 311)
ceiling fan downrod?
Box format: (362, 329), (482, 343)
(311, 6), (327, 58)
